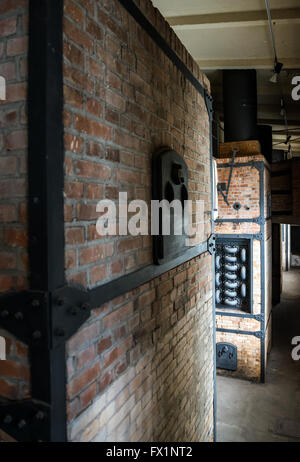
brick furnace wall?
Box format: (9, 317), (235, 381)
(0, 0), (30, 403)
(215, 154), (271, 381)
(63, 0), (214, 442)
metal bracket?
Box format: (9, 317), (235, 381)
(0, 287), (90, 349)
(0, 399), (50, 442)
(51, 286), (90, 349)
(208, 234), (216, 255)
(254, 331), (264, 339)
(0, 291), (50, 348)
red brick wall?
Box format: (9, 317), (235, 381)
(63, 0), (214, 442)
(215, 155), (271, 381)
(63, 0), (211, 287)
(0, 0), (30, 402)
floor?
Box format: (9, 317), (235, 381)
(217, 268), (300, 442)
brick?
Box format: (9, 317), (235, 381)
(64, 0), (84, 25)
(5, 82), (26, 102)
(6, 130), (27, 150)
(110, 259), (123, 276)
(0, 360), (29, 381)
(64, 85), (84, 110)
(97, 7), (127, 43)
(65, 249), (76, 269)
(115, 168), (140, 185)
(90, 263), (107, 284)
(106, 147), (120, 163)
(0, 205), (16, 223)
(7, 36), (28, 56)
(97, 336), (112, 355)
(79, 242), (114, 265)
(74, 159), (111, 180)
(64, 18), (93, 52)
(4, 228), (27, 247)
(86, 140), (105, 158)
(86, 98), (103, 118)
(0, 62), (16, 81)
(0, 378), (19, 400)
(65, 181), (84, 199)
(105, 107), (119, 125)
(77, 345), (96, 371)
(137, 289), (156, 309)
(86, 17), (103, 41)
(64, 63), (94, 94)
(87, 57), (105, 79)
(97, 370), (113, 394)
(67, 362), (101, 399)
(74, 114), (112, 140)
(68, 322), (99, 353)
(0, 17), (17, 37)
(0, 156), (17, 175)
(77, 203), (98, 221)
(80, 381), (97, 409)
(0, 0), (27, 15)
(102, 301), (133, 330)
(105, 88), (126, 111)
(117, 237), (142, 254)
(64, 40), (84, 68)
(0, 275), (14, 292)
(106, 70), (121, 91)
(86, 184), (104, 200)
(114, 130), (140, 152)
(66, 227), (85, 245)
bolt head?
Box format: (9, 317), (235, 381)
(32, 330), (42, 340)
(14, 312), (24, 321)
(3, 415), (12, 424)
(35, 411), (45, 421)
(18, 419), (26, 429)
(55, 328), (65, 337)
(0, 310), (9, 319)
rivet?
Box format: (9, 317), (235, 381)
(55, 328), (65, 337)
(32, 330), (42, 340)
(0, 310), (9, 319)
(18, 419), (26, 429)
(69, 306), (79, 316)
(35, 411), (45, 421)
(81, 303), (90, 311)
(3, 415), (12, 424)
(15, 312), (24, 321)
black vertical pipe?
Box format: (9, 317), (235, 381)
(258, 125), (273, 164)
(223, 70), (258, 142)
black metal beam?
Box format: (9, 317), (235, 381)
(27, 0), (66, 442)
(28, 0), (65, 292)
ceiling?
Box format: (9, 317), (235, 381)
(152, 0), (300, 156)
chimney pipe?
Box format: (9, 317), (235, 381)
(223, 70), (258, 142)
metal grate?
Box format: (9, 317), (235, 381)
(215, 238), (252, 312)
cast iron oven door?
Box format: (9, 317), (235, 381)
(152, 147), (189, 265)
(216, 342), (238, 371)
(215, 238), (252, 312)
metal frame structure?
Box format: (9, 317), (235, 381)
(0, 0), (217, 442)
